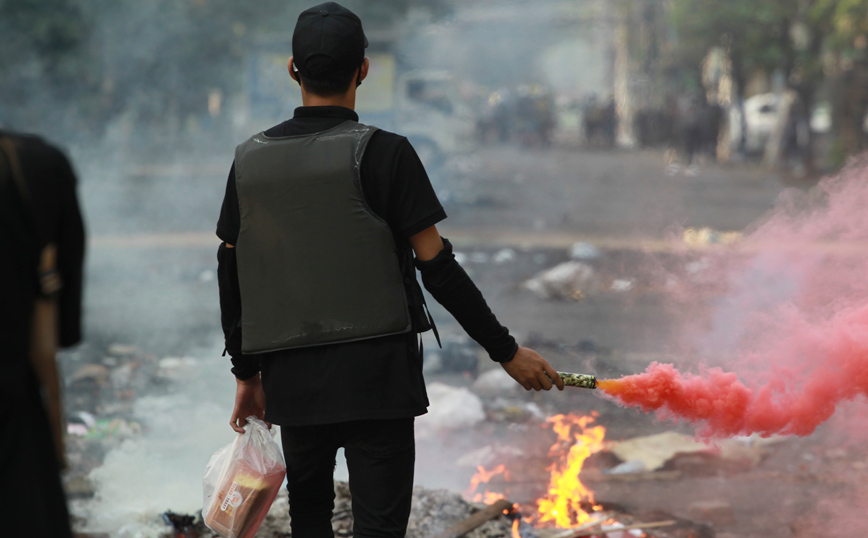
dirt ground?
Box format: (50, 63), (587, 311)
(66, 145), (866, 537)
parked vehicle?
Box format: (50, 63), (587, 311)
(728, 93), (780, 154)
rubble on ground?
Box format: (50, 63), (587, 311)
(158, 481), (515, 538)
(682, 228), (742, 247)
(522, 261), (595, 301)
(417, 382), (486, 438)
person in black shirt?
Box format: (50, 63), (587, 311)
(0, 130), (85, 538)
(216, 3), (564, 537)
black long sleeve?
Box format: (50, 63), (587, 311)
(415, 237), (518, 362)
(55, 154), (85, 348)
(217, 242), (260, 380)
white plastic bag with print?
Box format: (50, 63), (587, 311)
(203, 416), (286, 538)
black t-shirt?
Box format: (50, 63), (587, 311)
(0, 131), (85, 353)
(217, 106), (446, 426)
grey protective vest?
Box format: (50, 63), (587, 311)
(234, 121), (411, 354)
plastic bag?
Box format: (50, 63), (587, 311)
(203, 417), (286, 538)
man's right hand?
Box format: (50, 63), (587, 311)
(500, 346), (565, 391)
(230, 374), (269, 433)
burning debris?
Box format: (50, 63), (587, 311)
(461, 413), (714, 538)
(465, 414), (607, 532)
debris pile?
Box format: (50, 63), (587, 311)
(164, 481), (515, 538)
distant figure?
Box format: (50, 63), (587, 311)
(0, 130), (85, 538)
(583, 95), (616, 149)
(680, 96), (703, 166)
(699, 102), (723, 161)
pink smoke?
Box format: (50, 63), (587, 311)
(603, 160), (868, 438)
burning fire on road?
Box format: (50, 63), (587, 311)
(465, 413), (612, 536)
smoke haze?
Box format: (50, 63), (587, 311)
(601, 159), (868, 439)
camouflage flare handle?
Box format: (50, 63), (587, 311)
(548, 371), (597, 389)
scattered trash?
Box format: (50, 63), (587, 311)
(455, 445), (526, 468)
(522, 261), (595, 301)
(610, 279), (635, 293)
(68, 412), (143, 440)
(69, 364), (110, 386)
(569, 241), (601, 260)
(109, 362), (138, 388)
(68, 423), (90, 436)
(682, 227), (742, 247)
(185, 483), (516, 538)
(162, 511), (198, 536)
(107, 344), (140, 356)
(609, 432), (711, 471)
(486, 398), (546, 423)
(157, 357), (199, 380)
(688, 500), (735, 526)
(492, 248), (517, 264)
(83, 418), (143, 440)
(158, 357), (198, 370)
(684, 257), (711, 275)
(68, 411), (97, 436)
(423, 337), (479, 377)
(469, 252), (490, 264)
(604, 460), (647, 475)
(64, 473), (96, 499)
(116, 521), (173, 538)
(608, 431), (779, 475)
(471, 369), (524, 397)
(408, 486), (513, 538)
(417, 383), (485, 437)
(717, 434), (784, 468)
(576, 339), (598, 353)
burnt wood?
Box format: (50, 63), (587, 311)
(430, 499), (514, 538)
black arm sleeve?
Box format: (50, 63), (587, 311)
(216, 163), (240, 244)
(55, 151), (85, 348)
(415, 237), (518, 363)
(217, 242), (259, 380)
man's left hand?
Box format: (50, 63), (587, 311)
(230, 374), (270, 433)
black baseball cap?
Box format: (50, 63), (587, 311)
(292, 2), (368, 79)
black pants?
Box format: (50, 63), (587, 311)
(281, 417), (415, 538)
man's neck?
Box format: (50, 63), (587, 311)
(301, 90), (356, 110)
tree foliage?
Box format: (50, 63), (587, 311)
(670, 0), (799, 89)
(668, 0), (868, 161)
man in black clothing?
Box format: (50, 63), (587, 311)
(216, 4), (563, 537)
(0, 130), (85, 538)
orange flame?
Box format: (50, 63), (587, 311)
(511, 518), (521, 538)
(465, 464), (510, 503)
(464, 414), (606, 533)
(535, 414), (606, 528)
(595, 379), (622, 394)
